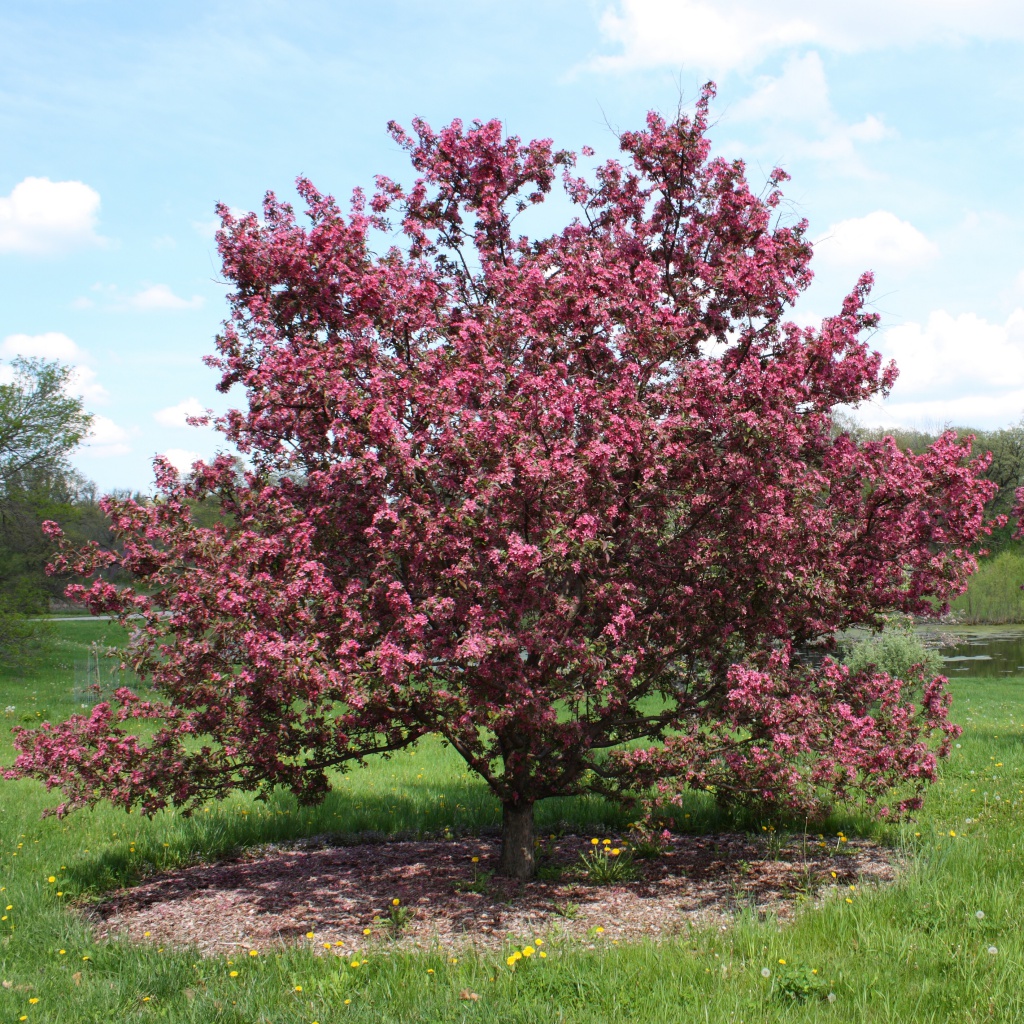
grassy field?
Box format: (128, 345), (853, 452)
(0, 622), (1022, 1023)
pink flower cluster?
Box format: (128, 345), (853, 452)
(7, 87), (1000, 835)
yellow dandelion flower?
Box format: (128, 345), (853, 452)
(295, 985), (303, 992)
(523, 946), (534, 957)
(392, 898), (400, 906)
(344, 999), (351, 1005)
(29, 998), (39, 1004)
(949, 830), (956, 837)
(249, 949), (259, 957)
(351, 961), (360, 969)
(602, 839), (611, 845)
(595, 926), (604, 934)
(610, 848), (620, 856)
(845, 898), (853, 904)
(535, 938), (544, 945)
(47, 876), (55, 883)
(363, 928), (371, 935)
(506, 955), (516, 966)
(591, 838), (599, 845)
(539, 951), (547, 958)
(58, 949), (66, 955)
(471, 856), (479, 863)
(306, 931), (314, 938)
(778, 959), (786, 965)
(427, 969), (434, 974)
(323, 943), (331, 949)
(229, 971), (239, 977)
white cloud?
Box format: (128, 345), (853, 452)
(879, 309), (1024, 399)
(0, 331), (82, 361)
(74, 283), (204, 312)
(162, 448), (203, 473)
(814, 211), (938, 269)
(154, 397), (207, 428)
(592, 1), (1024, 74)
(68, 366), (110, 405)
(82, 415), (131, 458)
(858, 390), (1024, 431)
(124, 284), (204, 311)
(851, 308), (1024, 430)
(0, 177), (102, 254)
(191, 217), (222, 239)
(1, 332), (109, 404)
(726, 53), (893, 169)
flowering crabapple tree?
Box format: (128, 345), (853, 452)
(8, 87), (999, 879)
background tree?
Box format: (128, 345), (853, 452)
(0, 359), (93, 660)
(9, 92), (997, 878)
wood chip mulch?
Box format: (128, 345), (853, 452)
(88, 831), (896, 956)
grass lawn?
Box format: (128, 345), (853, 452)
(0, 621), (1022, 1023)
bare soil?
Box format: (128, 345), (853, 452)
(89, 831), (896, 956)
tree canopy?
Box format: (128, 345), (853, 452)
(8, 91), (999, 878)
(0, 358), (92, 493)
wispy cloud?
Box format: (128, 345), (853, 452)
(154, 397), (208, 428)
(74, 283), (204, 312)
(590, 0), (1024, 75)
(725, 53), (893, 171)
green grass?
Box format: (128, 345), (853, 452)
(1, 622), (1023, 1022)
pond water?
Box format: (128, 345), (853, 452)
(917, 627), (1024, 679)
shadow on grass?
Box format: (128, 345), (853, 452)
(60, 774), (885, 903)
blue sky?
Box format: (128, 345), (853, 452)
(2, 0), (1023, 491)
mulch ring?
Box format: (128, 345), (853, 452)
(88, 830), (896, 956)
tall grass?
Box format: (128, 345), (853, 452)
(953, 549), (1024, 624)
(0, 621), (1023, 1021)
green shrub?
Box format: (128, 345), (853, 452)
(844, 625), (943, 680)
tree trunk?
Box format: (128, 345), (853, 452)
(498, 800), (535, 879)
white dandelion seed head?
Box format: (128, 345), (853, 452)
(761, 967), (771, 977)
(827, 992), (837, 1003)
(988, 946), (998, 955)
(976, 910), (985, 919)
